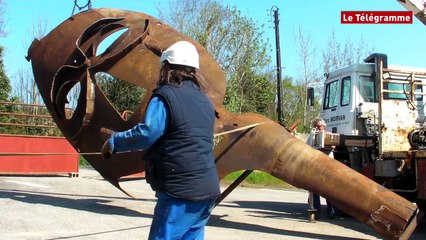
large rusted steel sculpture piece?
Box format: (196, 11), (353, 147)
(27, 8), (420, 240)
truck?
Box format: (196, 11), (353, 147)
(308, 53), (426, 210)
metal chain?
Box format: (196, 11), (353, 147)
(71, 0), (92, 16)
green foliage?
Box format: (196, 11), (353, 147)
(0, 46), (11, 101)
(0, 101), (63, 136)
(280, 77), (321, 132)
(221, 170), (294, 189)
(96, 72), (146, 115)
(0, 48), (60, 136)
(79, 155), (90, 166)
(0, 46), (15, 134)
(225, 73), (275, 116)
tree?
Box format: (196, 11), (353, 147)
(12, 16), (49, 106)
(322, 30), (374, 73)
(289, 27), (375, 132)
(96, 72), (146, 117)
(290, 24), (322, 131)
(225, 71), (275, 116)
(0, 0), (7, 38)
(0, 0), (8, 101)
(3, 14), (61, 136)
(0, 46), (10, 101)
(0, 46), (18, 134)
(280, 76), (321, 132)
(158, 0), (275, 116)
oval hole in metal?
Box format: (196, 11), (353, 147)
(96, 28), (128, 56)
(65, 81), (81, 120)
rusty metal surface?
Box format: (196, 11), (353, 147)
(26, 8), (226, 191)
(379, 67), (426, 154)
(27, 8), (420, 240)
(381, 100), (416, 152)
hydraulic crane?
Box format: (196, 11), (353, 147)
(397, 0), (426, 24)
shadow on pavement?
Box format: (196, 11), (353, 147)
(215, 199), (426, 240)
(0, 188), (153, 218)
(209, 214), (370, 240)
(2, 186), (425, 240)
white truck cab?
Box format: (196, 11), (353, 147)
(321, 63), (376, 136)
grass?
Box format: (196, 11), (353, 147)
(79, 156), (90, 166)
(221, 170), (295, 190)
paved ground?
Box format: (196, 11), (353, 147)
(1, 166), (425, 240)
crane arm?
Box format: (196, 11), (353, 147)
(397, 0), (426, 25)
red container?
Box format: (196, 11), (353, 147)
(0, 134), (79, 176)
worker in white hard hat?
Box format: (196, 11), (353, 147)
(101, 40), (220, 240)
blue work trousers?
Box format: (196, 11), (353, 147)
(148, 192), (216, 240)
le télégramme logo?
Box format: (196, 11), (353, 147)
(341, 11), (412, 24)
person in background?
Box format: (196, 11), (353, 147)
(101, 40), (220, 240)
(307, 118), (336, 221)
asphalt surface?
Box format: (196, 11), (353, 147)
(1, 166), (425, 240)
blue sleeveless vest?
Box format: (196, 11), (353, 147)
(145, 80), (220, 200)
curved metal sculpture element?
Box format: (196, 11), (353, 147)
(27, 8), (420, 240)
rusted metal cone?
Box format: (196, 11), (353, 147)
(215, 115), (420, 240)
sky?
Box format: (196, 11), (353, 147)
(0, 0), (425, 90)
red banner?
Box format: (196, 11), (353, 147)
(341, 11), (413, 24)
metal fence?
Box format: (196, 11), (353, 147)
(0, 101), (62, 136)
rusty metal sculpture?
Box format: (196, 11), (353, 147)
(27, 8), (421, 240)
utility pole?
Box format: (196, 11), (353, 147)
(272, 6), (284, 125)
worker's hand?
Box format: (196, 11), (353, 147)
(101, 139), (114, 160)
(100, 127), (115, 141)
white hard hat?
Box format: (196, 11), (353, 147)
(160, 41), (200, 69)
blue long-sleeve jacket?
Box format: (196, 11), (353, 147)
(109, 96), (169, 152)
